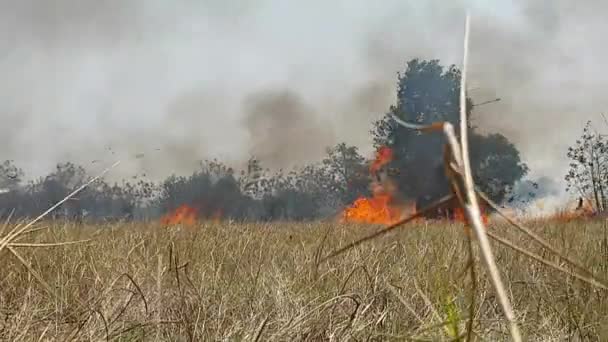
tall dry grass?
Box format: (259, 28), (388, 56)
(0, 219), (606, 341)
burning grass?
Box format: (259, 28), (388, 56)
(1, 219), (606, 340)
(341, 146), (417, 225)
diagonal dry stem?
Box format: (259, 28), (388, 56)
(253, 314), (271, 342)
(9, 240), (92, 248)
(0, 209), (16, 237)
(443, 158), (608, 292)
(7, 246), (60, 303)
(0, 161), (120, 255)
(486, 230), (608, 291)
(456, 13), (521, 342)
(476, 190), (600, 278)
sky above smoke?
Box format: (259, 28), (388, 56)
(0, 0), (605, 206)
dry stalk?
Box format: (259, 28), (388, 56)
(252, 314), (270, 342)
(486, 230), (608, 291)
(465, 233), (477, 342)
(456, 13), (521, 341)
(476, 189), (608, 288)
(0, 161), (120, 315)
(439, 161), (608, 291)
(0, 160), (120, 255)
(156, 253), (163, 342)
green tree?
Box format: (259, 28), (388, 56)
(372, 59), (528, 207)
(0, 160), (24, 190)
(565, 120), (608, 212)
(320, 143), (370, 204)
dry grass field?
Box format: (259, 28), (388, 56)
(0, 219), (607, 341)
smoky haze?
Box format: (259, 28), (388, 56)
(243, 90), (335, 170)
(0, 1), (606, 204)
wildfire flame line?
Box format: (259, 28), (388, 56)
(341, 147), (407, 225)
(160, 204), (198, 226)
(341, 146), (489, 226)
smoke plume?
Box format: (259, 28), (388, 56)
(0, 0), (606, 205)
(243, 90), (335, 170)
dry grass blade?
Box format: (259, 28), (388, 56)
(313, 223), (334, 275)
(0, 209), (16, 236)
(387, 284), (425, 325)
(252, 314), (271, 342)
(274, 294), (358, 336)
(16, 225), (52, 237)
(0, 161), (120, 255)
(487, 230), (608, 291)
(477, 190), (597, 277)
(445, 162), (608, 290)
(457, 13), (521, 342)
(465, 233), (477, 342)
(318, 194), (455, 263)
(9, 240), (92, 248)
(7, 246), (59, 302)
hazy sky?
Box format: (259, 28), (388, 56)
(1, 0), (606, 205)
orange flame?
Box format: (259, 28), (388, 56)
(369, 146), (393, 176)
(161, 204), (198, 226)
(547, 199), (594, 222)
(211, 209), (223, 223)
(342, 193), (403, 225)
(342, 147), (410, 225)
(453, 205), (489, 226)
(341, 146), (495, 227)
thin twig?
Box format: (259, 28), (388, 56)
(486, 230), (608, 291)
(252, 314), (271, 342)
(0, 161), (120, 254)
(444, 162), (608, 290)
(476, 190), (600, 279)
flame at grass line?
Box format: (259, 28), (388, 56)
(340, 146), (490, 226)
(341, 147), (411, 225)
(161, 204), (198, 226)
(160, 204), (225, 226)
(453, 205), (489, 226)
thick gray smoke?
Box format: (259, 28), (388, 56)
(243, 90), (335, 170)
(0, 0), (606, 208)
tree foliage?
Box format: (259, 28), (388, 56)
(320, 143), (369, 204)
(565, 120), (608, 212)
(0, 141), (371, 222)
(0, 160), (23, 190)
(372, 59), (528, 206)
